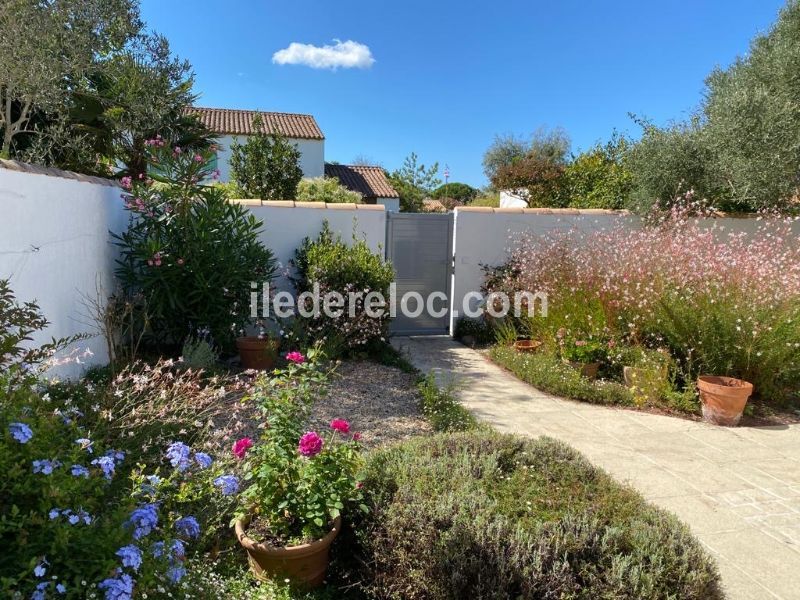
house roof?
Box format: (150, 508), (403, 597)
(185, 106), (324, 140)
(324, 164), (399, 199)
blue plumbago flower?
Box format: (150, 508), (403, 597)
(151, 538), (185, 561)
(146, 475), (161, 486)
(48, 508), (61, 520)
(106, 449), (125, 462)
(9, 422), (33, 444)
(166, 564), (186, 584)
(98, 573), (134, 600)
(115, 545), (143, 571)
(33, 559), (47, 577)
(56, 583), (67, 594)
(194, 452), (213, 469)
(32, 581), (49, 600)
(75, 438), (93, 453)
(71, 464), (90, 478)
(213, 475), (239, 496)
(165, 442), (191, 471)
(91, 455), (115, 480)
(174, 515), (200, 539)
(32, 459), (61, 475)
(68, 513), (80, 525)
(127, 503), (159, 540)
(64, 509), (92, 526)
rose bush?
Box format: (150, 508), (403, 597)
(231, 351), (366, 543)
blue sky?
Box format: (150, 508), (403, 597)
(141, 0), (786, 188)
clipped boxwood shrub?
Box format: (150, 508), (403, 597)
(355, 431), (721, 600)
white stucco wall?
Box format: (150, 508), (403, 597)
(214, 135), (325, 183)
(376, 197), (400, 212)
(0, 164), (127, 379)
(233, 200), (387, 293)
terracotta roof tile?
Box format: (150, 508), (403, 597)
(324, 164), (399, 199)
(186, 106), (324, 140)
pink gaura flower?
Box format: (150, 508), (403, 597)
(285, 351), (305, 364)
(298, 432), (323, 457)
(232, 437), (253, 460)
(330, 419), (350, 434)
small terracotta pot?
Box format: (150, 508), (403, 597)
(514, 339), (542, 353)
(235, 516), (341, 587)
(569, 361), (600, 380)
(697, 375), (753, 426)
(236, 336), (280, 370)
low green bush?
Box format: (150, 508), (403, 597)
(355, 431), (721, 600)
(490, 345), (634, 406)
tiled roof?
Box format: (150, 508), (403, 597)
(185, 107), (324, 140)
(324, 164), (399, 199)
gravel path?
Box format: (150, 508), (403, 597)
(307, 360), (431, 448)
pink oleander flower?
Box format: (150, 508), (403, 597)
(193, 154), (203, 162)
(285, 351), (305, 364)
(120, 176), (132, 190)
(298, 432), (323, 457)
(330, 419), (350, 434)
(232, 437), (253, 460)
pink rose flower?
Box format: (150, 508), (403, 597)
(298, 432), (323, 457)
(285, 351), (305, 364)
(330, 419), (350, 434)
(232, 437), (253, 460)
(352, 432), (362, 442)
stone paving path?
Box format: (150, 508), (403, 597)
(392, 336), (800, 600)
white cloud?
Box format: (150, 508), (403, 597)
(272, 39), (375, 70)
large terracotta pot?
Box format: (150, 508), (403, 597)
(236, 336), (280, 370)
(235, 516), (341, 587)
(697, 375), (753, 426)
(514, 339), (542, 353)
(569, 361), (600, 380)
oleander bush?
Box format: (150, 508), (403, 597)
(114, 136), (277, 353)
(355, 431), (722, 600)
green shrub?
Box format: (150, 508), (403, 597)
(114, 137), (277, 353)
(296, 177), (363, 204)
(180, 336), (219, 370)
(229, 115), (303, 201)
(431, 182), (477, 203)
(292, 223), (394, 356)
(356, 431), (721, 600)
(490, 345), (634, 406)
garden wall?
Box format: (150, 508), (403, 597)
(449, 207), (800, 333)
(234, 200), (387, 292)
(0, 161), (127, 379)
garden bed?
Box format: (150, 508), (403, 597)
(306, 360), (432, 448)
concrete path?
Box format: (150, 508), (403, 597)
(392, 336), (800, 600)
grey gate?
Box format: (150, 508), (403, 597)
(386, 212), (453, 335)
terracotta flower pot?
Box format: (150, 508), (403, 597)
(235, 516), (341, 587)
(569, 361), (600, 380)
(236, 336), (280, 370)
(697, 375), (753, 427)
(514, 339), (542, 353)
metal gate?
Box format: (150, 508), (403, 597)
(386, 213), (453, 335)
